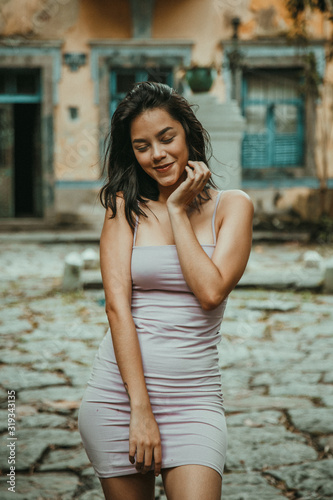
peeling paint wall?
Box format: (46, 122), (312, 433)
(0, 0), (332, 223)
(0, 0), (79, 38)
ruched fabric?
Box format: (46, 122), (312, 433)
(78, 191), (228, 478)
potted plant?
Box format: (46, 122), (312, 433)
(185, 63), (217, 93)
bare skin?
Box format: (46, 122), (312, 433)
(100, 465), (221, 500)
(99, 107), (253, 499)
(162, 465), (222, 500)
(100, 472), (155, 500)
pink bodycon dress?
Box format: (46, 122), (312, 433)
(78, 190), (228, 478)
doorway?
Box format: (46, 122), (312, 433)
(14, 103), (42, 217)
(0, 69), (42, 218)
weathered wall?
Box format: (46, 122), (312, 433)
(48, 0), (131, 184)
(0, 0), (131, 185)
(0, 0), (130, 41)
(154, 0), (222, 65)
(0, 0), (79, 38)
(0, 0), (332, 224)
(62, 0), (131, 51)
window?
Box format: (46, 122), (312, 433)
(110, 67), (173, 116)
(0, 69), (41, 103)
(241, 69), (304, 169)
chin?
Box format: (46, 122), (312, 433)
(159, 178), (178, 186)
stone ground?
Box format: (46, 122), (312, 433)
(0, 238), (332, 499)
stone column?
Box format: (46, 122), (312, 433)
(189, 93), (245, 190)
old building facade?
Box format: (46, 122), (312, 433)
(0, 0), (332, 227)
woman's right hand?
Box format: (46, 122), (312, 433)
(128, 407), (162, 477)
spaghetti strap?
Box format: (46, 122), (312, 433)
(212, 191), (223, 246)
(133, 213), (139, 246)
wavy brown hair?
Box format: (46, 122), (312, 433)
(99, 81), (218, 230)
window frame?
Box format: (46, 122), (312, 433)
(241, 68), (305, 169)
(221, 40), (326, 178)
(0, 68), (42, 103)
(109, 67), (173, 116)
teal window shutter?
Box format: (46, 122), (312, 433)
(241, 69), (304, 169)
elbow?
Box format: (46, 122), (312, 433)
(105, 304), (116, 322)
(200, 291), (227, 311)
(201, 300), (221, 311)
(105, 303), (125, 322)
(105, 301), (115, 315)
(104, 291), (131, 319)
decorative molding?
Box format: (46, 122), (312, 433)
(221, 39), (326, 101)
(63, 52), (87, 72)
(89, 41), (193, 104)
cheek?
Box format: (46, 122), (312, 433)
(135, 155), (155, 178)
(133, 152), (148, 169)
(173, 137), (188, 162)
(179, 145), (189, 165)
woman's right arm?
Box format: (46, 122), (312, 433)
(99, 195), (162, 476)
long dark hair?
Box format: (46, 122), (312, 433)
(99, 81), (218, 230)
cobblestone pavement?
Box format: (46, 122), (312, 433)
(0, 240), (332, 499)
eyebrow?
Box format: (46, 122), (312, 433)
(132, 126), (174, 144)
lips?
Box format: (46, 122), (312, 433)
(154, 162), (174, 173)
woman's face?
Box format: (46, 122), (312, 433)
(130, 107), (189, 188)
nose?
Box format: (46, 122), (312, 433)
(152, 143), (167, 162)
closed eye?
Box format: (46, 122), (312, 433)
(135, 136), (174, 152)
(161, 136), (174, 144)
(136, 145), (149, 152)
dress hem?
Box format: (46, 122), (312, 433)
(95, 461), (224, 480)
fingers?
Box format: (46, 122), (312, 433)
(129, 440), (136, 465)
(134, 442), (145, 472)
(186, 161), (211, 191)
(153, 443), (162, 477)
(134, 443), (148, 473)
(141, 448), (153, 474)
(129, 441), (161, 476)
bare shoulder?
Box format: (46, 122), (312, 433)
(220, 189), (253, 205)
(219, 189), (254, 216)
(104, 191), (126, 219)
(102, 191), (133, 243)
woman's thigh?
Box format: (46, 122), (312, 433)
(162, 464), (222, 500)
(99, 471), (155, 500)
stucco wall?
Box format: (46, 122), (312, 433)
(0, 0), (332, 223)
(54, 0), (131, 183)
(0, 0), (79, 38)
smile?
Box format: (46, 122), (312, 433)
(154, 162), (174, 173)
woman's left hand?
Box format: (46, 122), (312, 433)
(166, 161), (211, 212)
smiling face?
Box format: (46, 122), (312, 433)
(130, 108), (189, 190)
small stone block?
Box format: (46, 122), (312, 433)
(323, 258), (333, 293)
(62, 252), (83, 291)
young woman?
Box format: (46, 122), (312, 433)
(78, 82), (253, 500)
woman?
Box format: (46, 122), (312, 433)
(78, 82), (253, 500)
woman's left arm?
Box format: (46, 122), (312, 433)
(167, 162), (254, 310)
